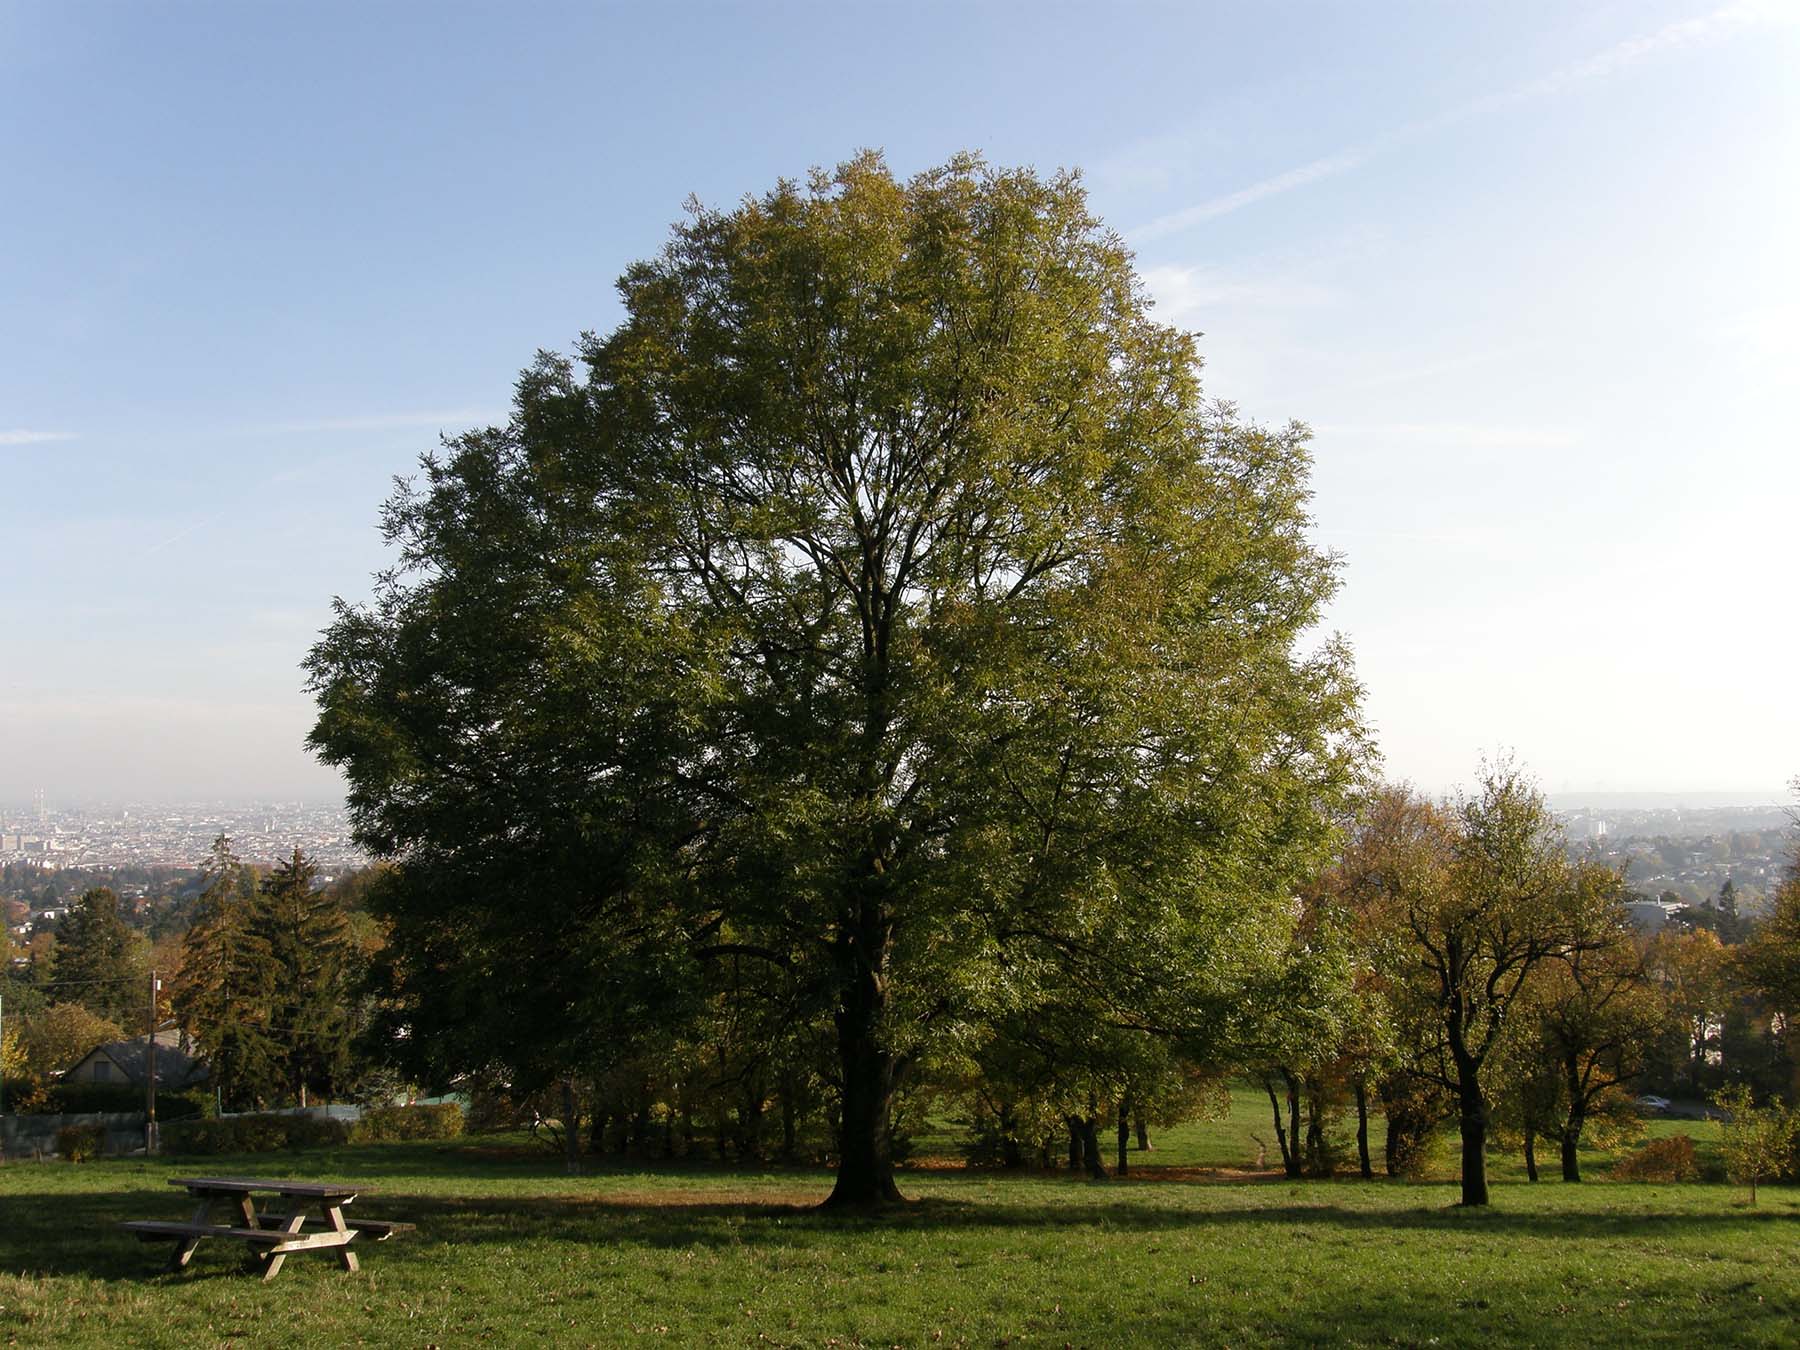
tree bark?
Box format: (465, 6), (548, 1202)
(1354, 1077), (1373, 1180)
(1080, 1112), (1108, 1179)
(1560, 1053), (1585, 1182)
(1456, 1076), (1489, 1206)
(1287, 1072), (1303, 1177)
(1303, 1077), (1326, 1177)
(822, 920), (901, 1208)
(780, 1075), (798, 1163)
(1265, 1075), (1299, 1178)
(1116, 1099), (1130, 1176)
(560, 1078), (582, 1176)
(1067, 1116), (1083, 1170)
(1523, 1128), (1538, 1183)
(738, 1088), (764, 1162)
(1135, 1114), (1150, 1151)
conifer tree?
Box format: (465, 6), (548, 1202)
(50, 887), (140, 1025)
(252, 847), (355, 1103)
(172, 835), (278, 1108)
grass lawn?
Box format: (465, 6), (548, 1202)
(2, 1112), (1794, 1348)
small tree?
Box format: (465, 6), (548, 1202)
(172, 835), (279, 1109)
(1535, 864), (1671, 1181)
(50, 888), (143, 1025)
(1713, 1083), (1798, 1204)
(1381, 767), (1603, 1205)
(20, 1002), (125, 1081)
(251, 848), (356, 1104)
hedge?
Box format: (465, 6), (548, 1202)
(47, 1083), (212, 1119)
(160, 1103), (464, 1153)
(352, 1103), (464, 1142)
(162, 1113), (350, 1155)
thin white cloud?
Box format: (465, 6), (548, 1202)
(1136, 150), (1370, 241)
(251, 408), (498, 435)
(0, 429), (77, 446)
(1133, 2), (1785, 240)
(1315, 422), (1579, 450)
(1141, 264), (1342, 325)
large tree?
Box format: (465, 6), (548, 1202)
(308, 153), (1365, 1206)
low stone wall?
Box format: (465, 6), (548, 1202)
(1, 1110), (147, 1160)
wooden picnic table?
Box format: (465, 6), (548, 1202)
(119, 1176), (413, 1281)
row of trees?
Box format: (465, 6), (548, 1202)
(1254, 776), (1770, 1204)
(170, 837), (361, 1108)
(1, 840), (366, 1113)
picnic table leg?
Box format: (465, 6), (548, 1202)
(258, 1211), (310, 1283)
(323, 1203), (360, 1273)
(167, 1196), (216, 1272)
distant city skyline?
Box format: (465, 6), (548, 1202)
(5, 2), (1796, 802)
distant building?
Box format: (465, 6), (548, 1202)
(62, 1030), (208, 1091)
(1624, 899), (1683, 932)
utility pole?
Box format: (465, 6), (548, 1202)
(145, 969), (160, 1155)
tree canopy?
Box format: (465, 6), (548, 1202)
(307, 152), (1367, 1205)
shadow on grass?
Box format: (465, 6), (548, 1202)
(8, 1173), (1794, 1285)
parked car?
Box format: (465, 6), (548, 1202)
(1635, 1094), (1672, 1113)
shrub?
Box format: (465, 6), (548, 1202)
(43, 1082), (143, 1115)
(282, 1115), (351, 1149)
(161, 1088), (216, 1121)
(45, 1083), (212, 1119)
(353, 1103), (465, 1142)
(1610, 1134), (1700, 1182)
(163, 1123), (237, 1166)
(162, 1113), (350, 1155)
(56, 1123), (105, 1162)
(234, 1115), (290, 1153)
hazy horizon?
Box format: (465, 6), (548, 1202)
(5, 2), (1796, 802)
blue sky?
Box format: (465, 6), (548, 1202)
(4, 1), (1796, 802)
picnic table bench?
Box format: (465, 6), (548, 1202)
(120, 1177), (414, 1281)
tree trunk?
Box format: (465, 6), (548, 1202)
(1303, 1077), (1326, 1177)
(1081, 1111), (1108, 1179)
(1116, 1099), (1130, 1176)
(1265, 1075), (1299, 1178)
(998, 1102), (1023, 1169)
(738, 1088), (764, 1162)
(1286, 1072), (1303, 1178)
(587, 1109), (607, 1155)
(780, 1076), (798, 1162)
(1523, 1128), (1538, 1183)
(1354, 1078), (1372, 1180)
(560, 1078), (582, 1176)
(1456, 1076), (1489, 1206)
(632, 1093), (652, 1154)
(1135, 1114), (1150, 1151)
(1560, 1053), (1585, 1182)
(822, 923), (901, 1208)
(1067, 1116), (1083, 1170)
